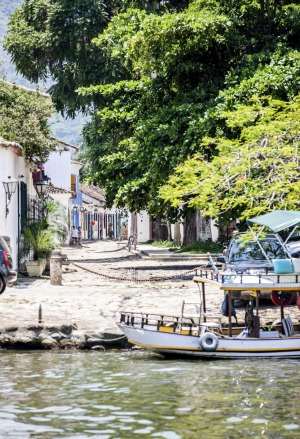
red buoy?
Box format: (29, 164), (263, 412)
(271, 291), (294, 307)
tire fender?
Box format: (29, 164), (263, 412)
(199, 332), (219, 351)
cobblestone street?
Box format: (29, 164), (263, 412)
(0, 240), (217, 335)
(0, 240), (297, 339)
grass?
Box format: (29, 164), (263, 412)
(179, 241), (222, 254)
(150, 240), (180, 250)
(145, 240), (222, 254)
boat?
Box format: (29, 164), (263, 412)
(117, 211), (300, 359)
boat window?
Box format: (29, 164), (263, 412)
(228, 239), (287, 262)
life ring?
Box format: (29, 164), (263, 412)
(199, 332), (219, 351)
(270, 291), (294, 307)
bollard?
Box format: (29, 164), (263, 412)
(50, 249), (62, 285)
(38, 304), (43, 324)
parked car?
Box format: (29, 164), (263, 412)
(0, 236), (17, 294)
(218, 232), (290, 274)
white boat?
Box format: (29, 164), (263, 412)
(117, 211), (300, 359)
(117, 270), (300, 359)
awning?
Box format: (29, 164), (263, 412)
(247, 210), (300, 232)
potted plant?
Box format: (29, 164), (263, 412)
(21, 220), (57, 277)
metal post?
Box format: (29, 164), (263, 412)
(228, 291), (232, 337)
(38, 304), (43, 324)
(201, 282), (206, 321)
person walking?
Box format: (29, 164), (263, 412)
(71, 226), (79, 245)
(78, 226), (82, 247)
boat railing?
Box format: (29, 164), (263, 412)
(119, 311), (202, 331)
(193, 268), (300, 286)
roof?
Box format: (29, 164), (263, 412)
(48, 182), (75, 197)
(247, 211), (300, 232)
(0, 136), (23, 156)
(0, 79), (50, 98)
(51, 137), (79, 152)
(80, 184), (105, 202)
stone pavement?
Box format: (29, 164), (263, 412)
(0, 240), (296, 349)
(0, 240), (215, 334)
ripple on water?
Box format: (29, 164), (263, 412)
(0, 352), (299, 438)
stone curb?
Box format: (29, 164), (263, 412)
(0, 325), (131, 351)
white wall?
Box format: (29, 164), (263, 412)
(127, 211), (150, 242)
(45, 150), (71, 189)
(0, 148), (29, 268)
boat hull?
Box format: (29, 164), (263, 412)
(118, 324), (300, 359)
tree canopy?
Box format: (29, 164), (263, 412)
(0, 80), (55, 161)
(160, 95), (300, 220)
(5, 0), (300, 222)
(4, 0), (189, 117)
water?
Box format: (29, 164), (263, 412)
(0, 350), (299, 439)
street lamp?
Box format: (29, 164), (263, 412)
(34, 180), (48, 198)
(3, 177), (18, 217)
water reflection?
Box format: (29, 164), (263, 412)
(0, 351), (299, 438)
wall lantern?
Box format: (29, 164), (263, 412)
(3, 176), (18, 217)
(72, 205), (78, 214)
(94, 208), (98, 214)
(34, 180), (48, 198)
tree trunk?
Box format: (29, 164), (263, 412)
(167, 221), (172, 241)
(182, 209), (197, 247)
(152, 217), (168, 241)
(173, 221), (181, 246)
(196, 210), (212, 241)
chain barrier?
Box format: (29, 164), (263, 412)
(70, 261), (207, 282)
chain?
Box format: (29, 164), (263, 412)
(70, 261), (205, 282)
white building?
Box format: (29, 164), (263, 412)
(0, 137), (38, 268)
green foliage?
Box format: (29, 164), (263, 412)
(5, 0), (300, 224)
(20, 199), (67, 260)
(44, 199), (68, 242)
(79, 5), (239, 215)
(21, 220), (57, 261)
(180, 240), (221, 254)
(0, 80), (55, 161)
(151, 240), (180, 249)
(160, 95), (300, 220)
(4, 0), (189, 116)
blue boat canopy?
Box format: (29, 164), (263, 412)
(247, 210), (300, 233)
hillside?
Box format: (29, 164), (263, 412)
(0, 0), (84, 146)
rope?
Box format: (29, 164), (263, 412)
(94, 335), (127, 342)
(70, 261), (206, 282)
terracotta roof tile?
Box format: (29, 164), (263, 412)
(0, 136), (23, 156)
(48, 182), (74, 196)
(80, 184), (106, 202)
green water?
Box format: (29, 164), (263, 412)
(0, 350), (299, 438)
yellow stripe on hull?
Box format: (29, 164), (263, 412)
(128, 339), (300, 353)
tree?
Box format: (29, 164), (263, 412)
(160, 95), (300, 220)
(0, 80), (55, 161)
(79, 6), (239, 217)
(5, 0), (300, 237)
(4, 0), (189, 117)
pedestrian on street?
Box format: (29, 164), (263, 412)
(78, 226), (82, 247)
(71, 226), (79, 245)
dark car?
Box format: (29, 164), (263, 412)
(220, 233), (289, 274)
(0, 236), (17, 294)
